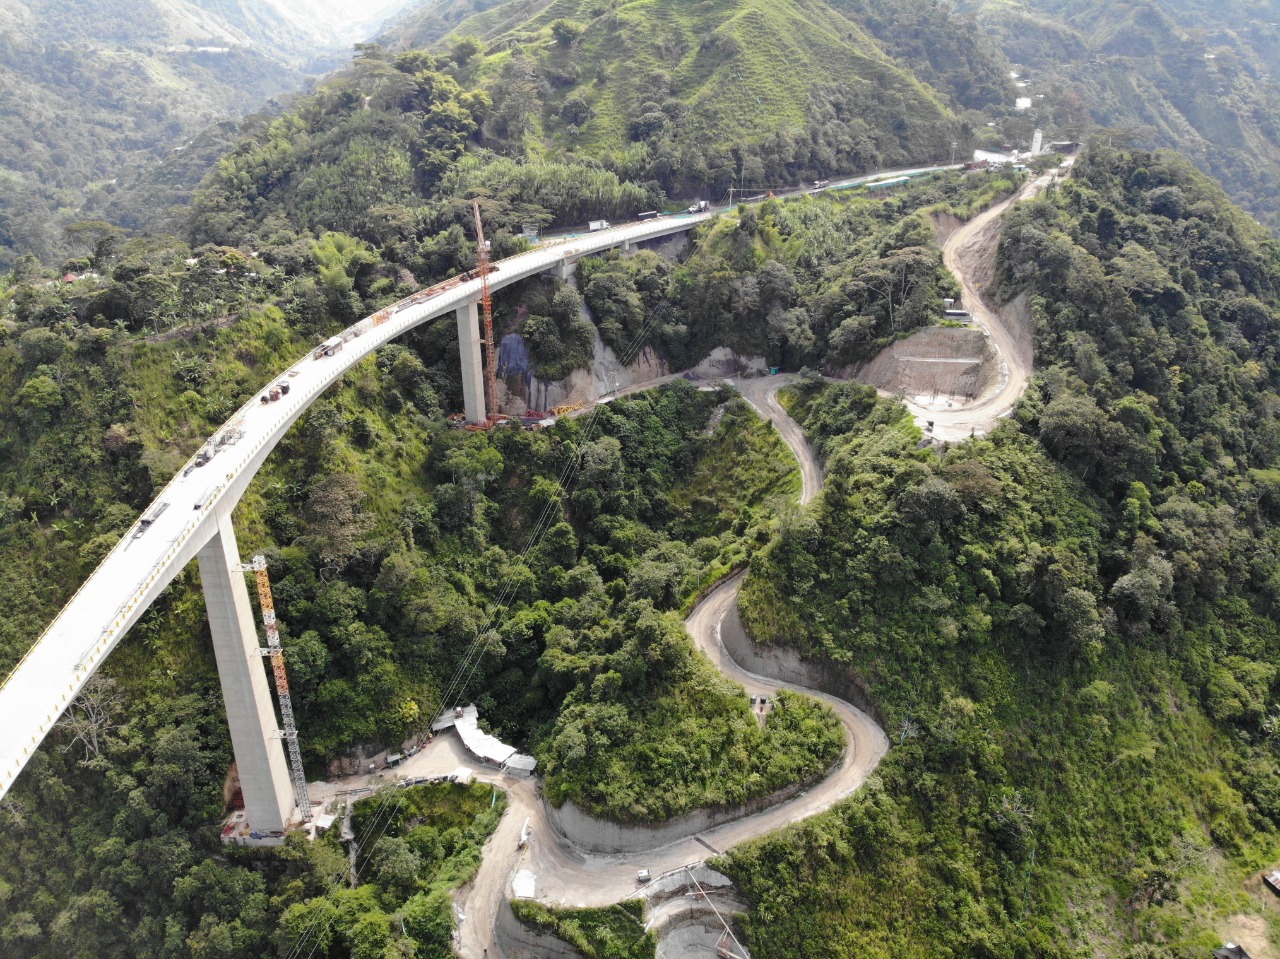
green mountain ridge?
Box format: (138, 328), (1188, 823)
(383, 0), (978, 193)
(0, 0), (406, 271)
(496, 0), (951, 151)
(959, 0), (1280, 229)
(7, 1), (1280, 956)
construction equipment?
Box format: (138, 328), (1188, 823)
(132, 502), (169, 539)
(473, 201), (499, 424)
(242, 555), (311, 823)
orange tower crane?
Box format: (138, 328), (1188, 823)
(473, 201), (499, 422)
(243, 554), (312, 823)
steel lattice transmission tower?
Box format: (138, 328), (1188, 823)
(242, 555), (311, 822)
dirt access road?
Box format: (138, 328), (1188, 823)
(900, 165), (1068, 441)
(735, 375), (822, 506)
(369, 171), (1058, 953)
(445, 376), (885, 958)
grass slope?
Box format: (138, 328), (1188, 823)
(445, 0), (958, 168)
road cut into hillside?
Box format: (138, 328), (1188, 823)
(444, 375), (885, 958)
(888, 164), (1069, 441)
(313, 165), (1063, 953)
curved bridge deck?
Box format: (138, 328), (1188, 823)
(0, 213), (709, 798)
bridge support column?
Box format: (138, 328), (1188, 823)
(552, 259), (577, 282)
(456, 301), (487, 424)
(197, 511), (294, 834)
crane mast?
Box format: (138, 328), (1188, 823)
(473, 200), (499, 421)
(243, 555), (311, 823)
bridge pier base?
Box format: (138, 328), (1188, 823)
(456, 301), (487, 424)
(551, 259), (577, 282)
(197, 511), (295, 834)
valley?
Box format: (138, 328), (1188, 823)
(3, 1), (1280, 958)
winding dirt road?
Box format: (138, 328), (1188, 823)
(371, 172), (1059, 954)
(899, 166), (1067, 441)
(735, 376), (822, 507)
(443, 377), (886, 958)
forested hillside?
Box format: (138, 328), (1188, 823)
(0, 35), (1022, 939)
(0, 0), (404, 269)
(377, 0), (973, 199)
(731, 146), (1280, 955)
(826, 0), (1012, 111)
(0, 157), (859, 948)
(6, 0), (1280, 955)
(958, 0), (1280, 230)
(183, 41), (1025, 374)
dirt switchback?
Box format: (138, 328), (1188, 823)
(892, 164), (1068, 441)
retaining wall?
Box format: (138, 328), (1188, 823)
(544, 777), (811, 855)
(543, 585), (883, 853)
(495, 899), (587, 959)
(853, 327), (1000, 402)
(719, 601), (885, 727)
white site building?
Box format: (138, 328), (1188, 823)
(432, 704), (538, 777)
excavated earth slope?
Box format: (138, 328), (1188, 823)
(855, 326), (1001, 408)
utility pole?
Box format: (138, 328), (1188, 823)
(950, 140), (958, 165)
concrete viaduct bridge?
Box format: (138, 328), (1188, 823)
(0, 211), (711, 831)
(0, 162), (958, 834)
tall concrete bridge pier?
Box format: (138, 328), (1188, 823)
(456, 301), (487, 423)
(198, 509), (295, 833)
(0, 200), (767, 830)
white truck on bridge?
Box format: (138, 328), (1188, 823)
(0, 161), (963, 816)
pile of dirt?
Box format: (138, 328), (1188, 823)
(854, 326), (1001, 408)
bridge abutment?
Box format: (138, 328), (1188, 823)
(455, 301), (487, 424)
(197, 511), (295, 834)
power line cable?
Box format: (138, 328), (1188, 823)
(432, 305), (669, 715)
(282, 789), (406, 959)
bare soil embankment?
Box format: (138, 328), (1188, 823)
(856, 169), (1061, 441)
(855, 326), (1001, 409)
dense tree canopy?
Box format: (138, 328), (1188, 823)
(728, 147), (1280, 957)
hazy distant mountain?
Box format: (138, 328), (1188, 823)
(193, 0), (413, 62)
(0, 0), (405, 268)
(959, 0), (1280, 228)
